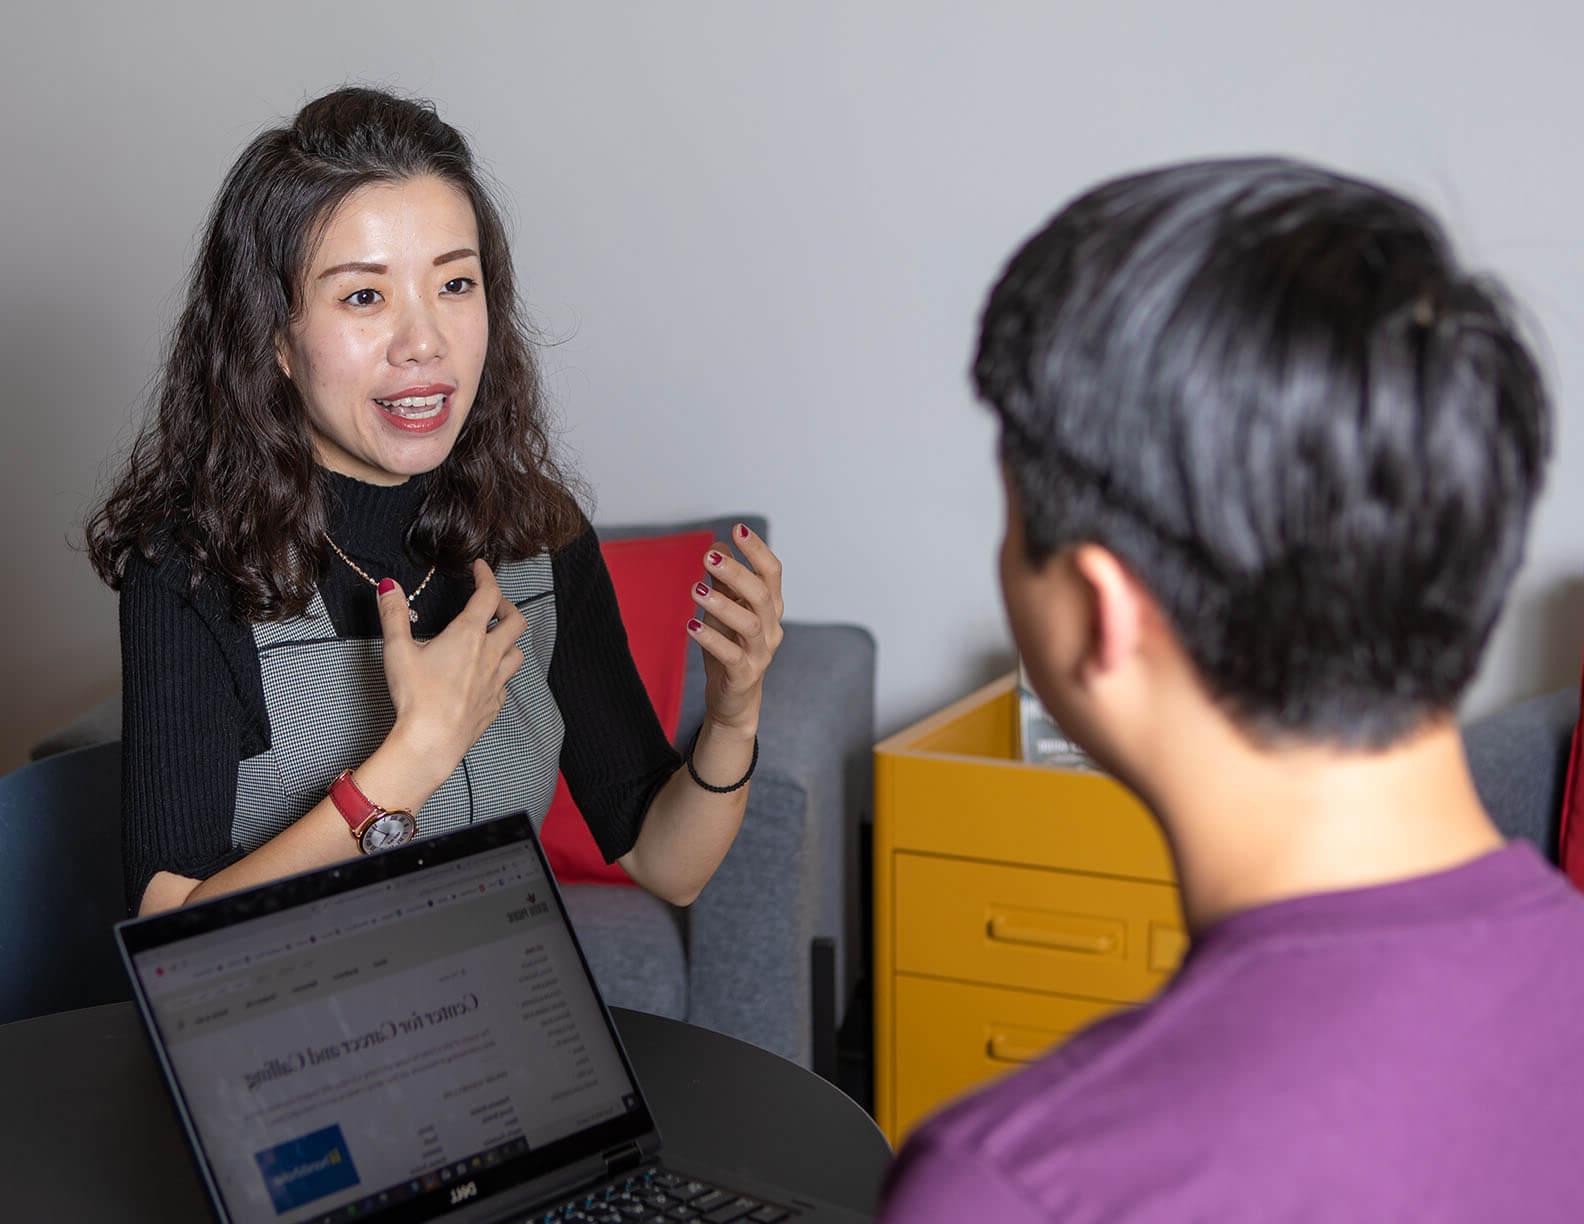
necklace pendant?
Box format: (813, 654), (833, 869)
(408, 608), (419, 624)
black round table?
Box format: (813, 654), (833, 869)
(0, 1001), (890, 1220)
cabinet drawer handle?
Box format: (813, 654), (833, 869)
(987, 913), (1116, 955)
(986, 1032), (1052, 1064)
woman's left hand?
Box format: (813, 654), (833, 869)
(688, 523), (784, 732)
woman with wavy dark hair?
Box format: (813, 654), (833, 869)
(88, 86), (783, 916)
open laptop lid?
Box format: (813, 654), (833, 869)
(117, 812), (660, 1224)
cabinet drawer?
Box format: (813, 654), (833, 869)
(891, 973), (1124, 1144)
(894, 852), (1185, 1001)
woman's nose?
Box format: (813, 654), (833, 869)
(388, 296), (446, 365)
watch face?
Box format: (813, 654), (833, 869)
(359, 810), (417, 853)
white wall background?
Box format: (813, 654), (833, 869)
(3, 1), (1582, 773)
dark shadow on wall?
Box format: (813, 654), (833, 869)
(1527, 575), (1584, 697)
(0, 293), (139, 774)
(1474, 575), (1584, 716)
(878, 643), (1016, 743)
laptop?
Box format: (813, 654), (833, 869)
(116, 811), (871, 1224)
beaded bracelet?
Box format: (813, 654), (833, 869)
(685, 726), (759, 794)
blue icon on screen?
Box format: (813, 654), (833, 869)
(254, 1123), (361, 1214)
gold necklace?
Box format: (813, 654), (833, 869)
(324, 534), (436, 623)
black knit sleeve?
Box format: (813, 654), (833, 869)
(548, 525), (684, 863)
(118, 554), (251, 913)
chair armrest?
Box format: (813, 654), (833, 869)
(685, 622), (877, 1066)
(685, 771), (818, 1064)
(1462, 687), (1577, 861)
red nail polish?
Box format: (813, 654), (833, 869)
(687, 618), (704, 633)
(377, 578), (396, 596)
(708, 552), (723, 566)
(695, 582), (711, 599)
(737, 524), (749, 540)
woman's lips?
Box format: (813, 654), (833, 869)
(371, 394), (451, 434)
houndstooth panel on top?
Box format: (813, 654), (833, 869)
(233, 553), (562, 852)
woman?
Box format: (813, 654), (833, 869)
(87, 86), (783, 916)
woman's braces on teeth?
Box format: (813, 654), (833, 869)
(374, 392), (447, 419)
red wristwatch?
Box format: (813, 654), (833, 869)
(328, 769), (418, 854)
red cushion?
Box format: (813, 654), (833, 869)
(1559, 653), (1584, 891)
(538, 529), (713, 885)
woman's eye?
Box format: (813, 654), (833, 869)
(343, 288), (382, 307)
(443, 277), (478, 295)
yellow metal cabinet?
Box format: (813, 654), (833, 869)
(873, 674), (1187, 1145)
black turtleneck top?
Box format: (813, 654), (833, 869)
(117, 469), (682, 911)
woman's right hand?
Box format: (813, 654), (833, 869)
(150, 562), (525, 915)
(377, 559), (527, 771)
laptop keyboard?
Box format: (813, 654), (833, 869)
(525, 1165), (793, 1223)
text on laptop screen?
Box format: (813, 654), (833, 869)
(129, 838), (640, 1223)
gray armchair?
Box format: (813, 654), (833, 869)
(29, 513), (876, 1070)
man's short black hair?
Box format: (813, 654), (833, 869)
(976, 157), (1551, 747)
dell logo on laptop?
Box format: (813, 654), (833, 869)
(449, 1180), (477, 1205)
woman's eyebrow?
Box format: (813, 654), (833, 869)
(316, 248), (479, 280)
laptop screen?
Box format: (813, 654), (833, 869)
(119, 814), (652, 1224)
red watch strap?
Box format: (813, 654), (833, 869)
(328, 768), (381, 833)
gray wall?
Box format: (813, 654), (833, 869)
(3, 1), (1581, 772)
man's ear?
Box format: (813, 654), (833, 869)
(1070, 544), (1149, 679)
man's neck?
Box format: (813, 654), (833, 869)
(1136, 717), (1506, 934)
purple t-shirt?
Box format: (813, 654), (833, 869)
(879, 842), (1584, 1222)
